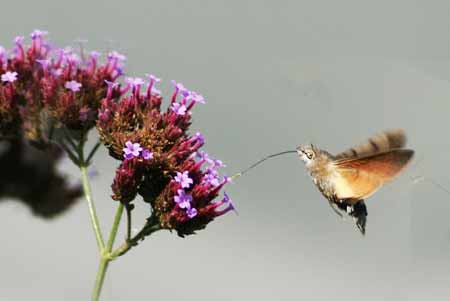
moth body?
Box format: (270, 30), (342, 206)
(297, 129), (414, 235)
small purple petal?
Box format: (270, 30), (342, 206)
(107, 51), (126, 61)
(123, 141), (143, 159)
(146, 73), (161, 83)
(193, 132), (205, 144)
(191, 91), (206, 104)
(203, 169), (220, 186)
(174, 171), (194, 189)
(64, 80), (82, 92)
(90, 51), (101, 59)
(174, 189), (193, 209)
(125, 77), (145, 87)
(37, 59), (51, 69)
(187, 207), (198, 218)
(1, 71), (18, 83)
(224, 192), (237, 214)
(171, 103), (187, 116)
(30, 29), (48, 39)
(105, 80), (119, 89)
(196, 151), (210, 161)
(142, 149), (153, 160)
(14, 36), (24, 45)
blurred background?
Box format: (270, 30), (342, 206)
(1, 0), (450, 300)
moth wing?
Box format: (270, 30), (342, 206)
(333, 149), (414, 201)
(335, 129), (407, 160)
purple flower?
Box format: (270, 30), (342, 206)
(107, 51), (126, 61)
(105, 80), (119, 89)
(63, 52), (80, 65)
(125, 77), (145, 88)
(1, 71), (18, 83)
(209, 158), (225, 169)
(223, 192), (237, 214)
(187, 207), (198, 219)
(30, 29), (48, 39)
(223, 175), (232, 183)
(174, 189), (192, 209)
(123, 141), (143, 159)
(193, 132), (205, 145)
(146, 74), (161, 83)
(14, 36), (24, 45)
(171, 103), (187, 116)
(196, 150), (210, 161)
(142, 149), (153, 160)
(90, 51), (101, 59)
(65, 80), (82, 92)
(174, 171), (194, 188)
(37, 59), (51, 69)
(203, 169), (220, 186)
(171, 80), (189, 95)
(190, 91), (206, 104)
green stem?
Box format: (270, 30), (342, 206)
(106, 203), (124, 252)
(91, 203), (124, 301)
(110, 216), (161, 259)
(92, 257), (109, 301)
(80, 165), (105, 252)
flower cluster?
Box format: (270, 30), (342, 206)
(0, 30), (234, 236)
(98, 78), (234, 236)
(0, 30), (123, 143)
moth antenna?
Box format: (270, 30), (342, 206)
(409, 155), (450, 196)
(232, 150), (297, 180)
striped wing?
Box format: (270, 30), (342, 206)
(332, 149), (414, 202)
(335, 129), (406, 160)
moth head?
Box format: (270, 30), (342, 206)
(297, 144), (318, 165)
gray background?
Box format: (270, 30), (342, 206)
(1, 0), (450, 300)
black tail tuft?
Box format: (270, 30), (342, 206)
(351, 201), (368, 235)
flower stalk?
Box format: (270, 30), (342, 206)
(80, 164), (105, 252)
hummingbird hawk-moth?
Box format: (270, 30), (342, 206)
(297, 129), (414, 235)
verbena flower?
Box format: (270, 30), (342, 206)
(0, 30), (124, 142)
(174, 171), (193, 188)
(98, 76), (233, 236)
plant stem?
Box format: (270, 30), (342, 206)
(110, 216), (161, 259)
(80, 165), (105, 252)
(92, 257), (109, 301)
(91, 203), (124, 301)
(106, 203), (124, 252)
